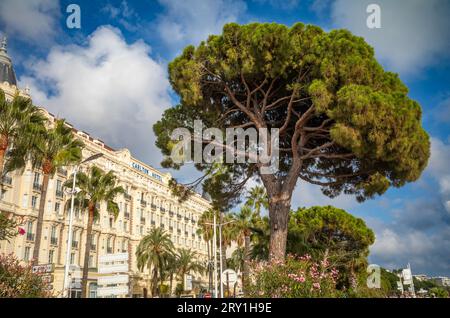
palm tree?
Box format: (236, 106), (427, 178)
(30, 119), (83, 265)
(161, 252), (178, 297)
(231, 205), (255, 293)
(229, 246), (245, 273)
(197, 208), (217, 291)
(136, 227), (174, 297)
(245, 186), (268, 216)
(0, 89), (46, 176)
(175, 248), (204, 292)
(64, 165), (123, 297)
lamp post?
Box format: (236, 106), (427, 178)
(204, 215), (235, 298)
(62, 153), (103, 298)
(213, 212), (218, 298)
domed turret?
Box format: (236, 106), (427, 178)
(0, 36), (17, 86)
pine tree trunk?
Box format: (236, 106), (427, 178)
(268, 198), (291, 262)
(81, 203), (95, 298)
(32, 173), (50, 265)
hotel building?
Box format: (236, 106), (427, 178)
(0, 38), (211, 297)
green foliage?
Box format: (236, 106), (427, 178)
(64, 166), (124, 220)
(0, 212), (23, 241)
(175, 248), (204, 291)
(155, 21), (430, 206)
(0, 89), (46, 175)
(136, 227), (175, 296)
(0, 253), (50, 298)
(429, 287), (449, 298)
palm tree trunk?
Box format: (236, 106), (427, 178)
(209, 239), (213, 293)
(0, 134), (8, 177)
(169, 272), (174, 296)
(242, 235), (251, 295)
(32, 173), (50, 265)
(152, 267), (159, 297)
(81, 204), (95, 298)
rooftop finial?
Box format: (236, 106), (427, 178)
(0, 36), (6, 52)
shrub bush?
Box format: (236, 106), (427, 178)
(247, 254), (343, 298)
(0, 253), (51, 298)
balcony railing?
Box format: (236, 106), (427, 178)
(160, 207), (166, 213)
(169, 211), (174, 217)
(177, 214), (182, 219)
(124, 193), (131, 200)
(140, 217), (145, 225)
(32, 182), (42, 191)
(55, 189), (64, 198)
(50, 237), (58, 245)
(26, 233), (35, 241)
(124, 212), (130, 219)
(1, 175), (12, 185)
(140, 200), (147, 207)
(151, 203), (157, 210)
(184, 216), (189, 222)
(72, 241), (78, 248)
(57, 168), (67, 177)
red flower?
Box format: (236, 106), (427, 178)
(18, 227), (25, 235)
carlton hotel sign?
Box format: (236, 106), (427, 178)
(131, 162), (163, 182)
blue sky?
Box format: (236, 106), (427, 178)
(1, 0), (450, 276)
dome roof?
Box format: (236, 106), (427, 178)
(0, 37), (17, 86)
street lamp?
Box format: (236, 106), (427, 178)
(62, 153), (104, 298)
(204, 214), (235, 298)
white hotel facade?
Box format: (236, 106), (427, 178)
(0, 38), (210, 297)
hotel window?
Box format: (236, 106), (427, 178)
(48, 250), (54, 264)
(121, 240), (126, 252)
(109, 217), (113, 228)
(124, 221), (128, 232)
(0, 189), (6, 200)
(33, 172), (40, 185)
(24, 246), (31, 261)
(31, 196), (38, 209)
(70, 253), (75, 265)
(26, 221), (33, 235)
(89, 255), (94, 268)
(107, 238), (112, 253)
(54, 202), (60, 213)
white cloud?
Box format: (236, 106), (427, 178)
(156, 0), (247, 53)
(0, 0), (60, 45)
(20, 26), (171, 165)
(329, 0), (450, 75)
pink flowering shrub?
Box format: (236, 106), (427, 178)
(247, 254), (342, 298)
(0, 253), (51, 298)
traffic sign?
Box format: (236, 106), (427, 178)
(32, 264), (54, 274)
(98, 274), (129, 286)
(221, 269), (238, 285)
(97, 285), (129, 297)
